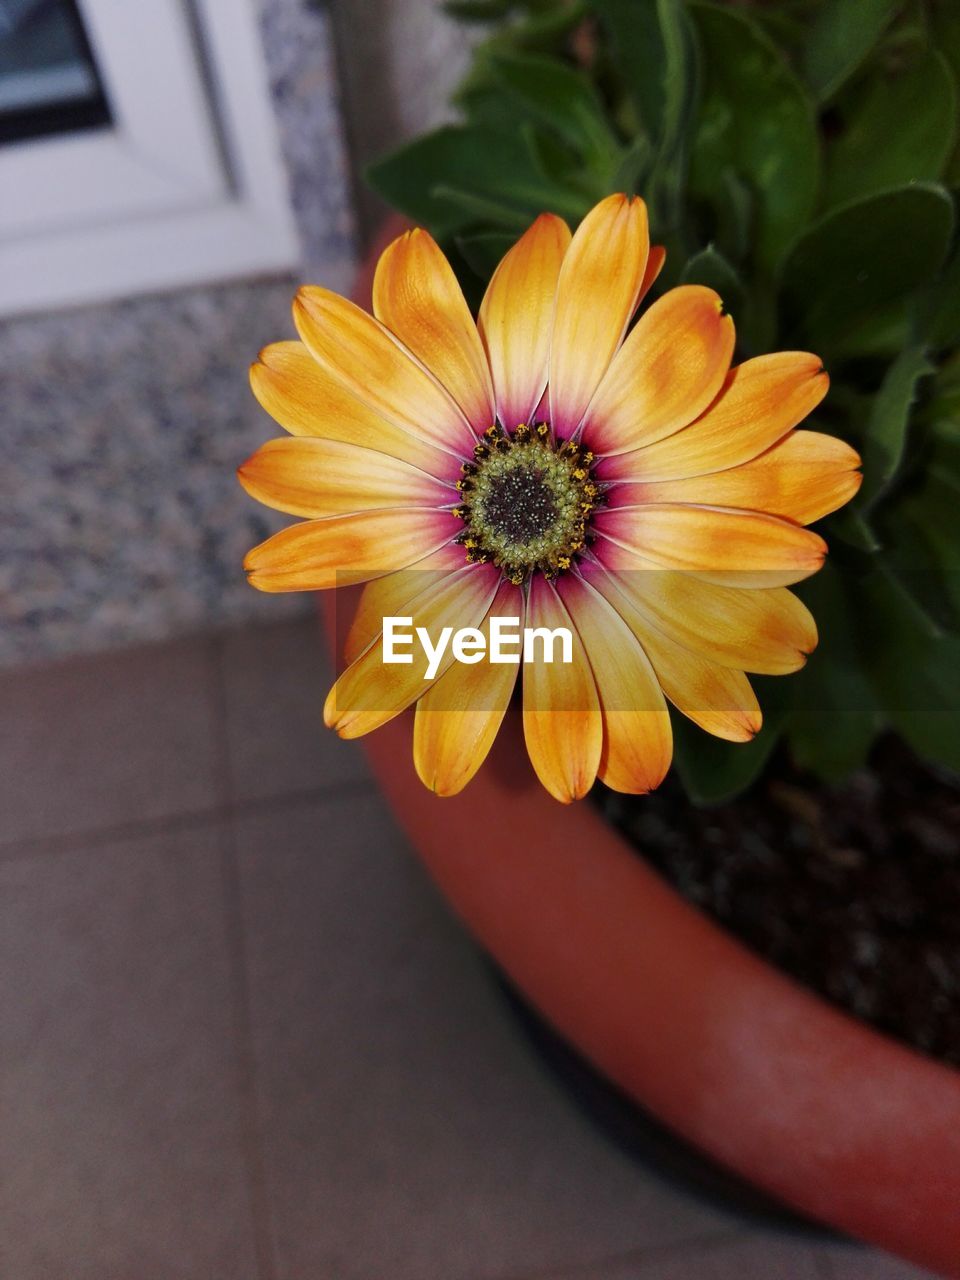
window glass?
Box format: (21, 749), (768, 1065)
(0, 0), (110, 145)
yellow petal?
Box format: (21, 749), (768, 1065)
(586, 566), (761, 741)
(595, 503), (826, 588)
(250, 342), (458, 478)
(294, 286), (475, 458)
(522, 576), (602, 802)
(638, 244), (667, 304)
(600, 351), (829, 482)
(478, 212), (571, 429)
(597, 559), (817, 675)
(344, 545), (468, 664)
(646, 640), (761, 741)
(324, 564), (500, 738)
(413, 581), (524, 795)
(244, 508), (461, 592)
(549, 194), (650, 436)
(237, 437), (453, 518)
(584, 286), (735, 456)
(373, 228), (496, 432)
(621, 431), (863, 525)
(557, 574), (672, 794)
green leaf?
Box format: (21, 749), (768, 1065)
(916, 479), (960, 631)
(864, 568), (960, 773)
(366, 125), (582, 240)
(925, 352), (960, 421)
(877, 417), (960, 633)
(822, 47), (958, 209)
(521, 124), (598, 198)
(829, 507), (881, 555)
(822, 300), (911, 362)
(710, 168), (754, 265)
(591, 0), (698, 231)
(779, 183), (955, 352)
(590, 0), (673, 141)
(859, 344), (934, 507)
(788, 565), (879, 780)
(480, 1), (588, 54)
(456, 79), (533, 135)
(930, 0), (960, 183)
(879, 491), (960, 635)
(650, 0), (698, 230)
(429, 185), (536, 231)
(802, 0), (899, 102)
(476, 50), (624, 173)
(612, 133), (656, 195)
(455, 229), (518, 279)
(671, 679), (789, 806)
(688, 2), (820, 272)
(747, 0), (824, 54)
(679, 245), (744, 319)
(912, 232), (960, 351)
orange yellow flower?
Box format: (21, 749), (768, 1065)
(239, 194), (861, 802)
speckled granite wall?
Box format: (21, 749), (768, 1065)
(0, 0), (356, 667)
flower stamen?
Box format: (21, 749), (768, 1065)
(452, 423), (604, 582)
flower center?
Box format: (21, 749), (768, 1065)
(452, 423), (603, 584)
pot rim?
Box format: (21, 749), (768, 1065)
(320, 587), (960, 1279)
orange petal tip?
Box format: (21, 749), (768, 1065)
(292, 286), (326, 320)
(322, 689), (339, 730)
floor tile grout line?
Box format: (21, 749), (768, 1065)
(206, 634), (279, 1280)
(0, 776), (377, 863)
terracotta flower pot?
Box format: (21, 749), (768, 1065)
(339, 670), (960, 1276)
(328, 223), (960, 1276)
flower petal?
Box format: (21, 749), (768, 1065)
(557, 573), (672, 793)
(599, 351), (829, 482)
(324, 564), (500, 738)
(549, 194), (650, 437)
(594, 503), (826, 588)
(586, 566), (761, 741)
(244, 509), (461, 593)
(373, 228), (496, 432)
(638, 244), (667, 304)
(478, 213), (571, 429)
(237, 437), (453, 518)
(584, 286), (736, 456)
(522, 576), (602, 802)
(345, 545), (468, 664)
(294, 286), (475, 458)
(413, 581), (524, 795)
(250, 342), (457, 478)
(595, 558), (817, 674)
(619, 431), (863, 525)
(644, 638), (760, 741)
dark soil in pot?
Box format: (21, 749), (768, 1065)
(598, 735), (960, 1068)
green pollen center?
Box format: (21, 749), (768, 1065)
(452, 423), (602, 584)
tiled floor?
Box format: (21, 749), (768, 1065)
(0, 618), (940, 1279)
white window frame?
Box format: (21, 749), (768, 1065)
(0, 0), (301, 317)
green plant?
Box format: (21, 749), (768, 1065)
(368, 0), (960, 802)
